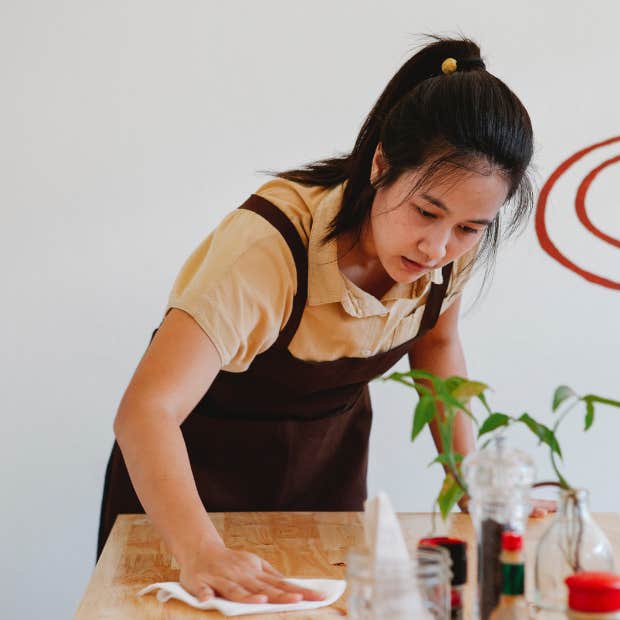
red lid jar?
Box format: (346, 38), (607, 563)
(566, 572), (620, 619)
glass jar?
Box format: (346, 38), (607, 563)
(462, 435), (536, 620)
(420, 537), (468, 619)
(535, 489), (615, 611)
(347, 546), (451, 619)
(418, 546), (453, 619)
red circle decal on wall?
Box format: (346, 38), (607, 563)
(536, 136), (620, 290)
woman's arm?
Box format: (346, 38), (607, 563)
(113, 308), (324, 603)
(113, 308), (225, 562)
(407, 295), (475, 459)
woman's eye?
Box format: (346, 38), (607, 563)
(416, 207), (437, 219)
(459, 225), (481, 235)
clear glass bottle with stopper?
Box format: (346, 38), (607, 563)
(489, 532), (534, 619)
(535, 488), (615, 611)
(462, 434), (535, 620)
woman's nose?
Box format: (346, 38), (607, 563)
(418, 228), (449, 264)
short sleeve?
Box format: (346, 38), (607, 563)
(167, 209), (297, 372)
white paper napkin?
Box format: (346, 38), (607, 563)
(363, 492), (433, 619)
(364, 492), (410, 564)
(137, 577), (346, 616)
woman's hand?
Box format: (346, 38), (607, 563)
(458, 495), (557, 518)
(529, 498), (557, 518)
(179, 541), (326, 604)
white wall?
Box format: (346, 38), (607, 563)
(2, 1), (619, 617)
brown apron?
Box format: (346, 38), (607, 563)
(97, 194), (453, 558)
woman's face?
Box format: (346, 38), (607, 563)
(367, 162), (509, 284)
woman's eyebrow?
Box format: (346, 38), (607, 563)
(421, 193), (492, 226)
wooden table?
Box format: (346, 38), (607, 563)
(74, 512), (620, 619)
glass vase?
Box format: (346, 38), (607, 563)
(534, 488), (615, 611)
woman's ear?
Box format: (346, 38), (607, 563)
(370, 142), (385, 186)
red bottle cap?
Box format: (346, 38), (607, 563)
(419, 536), (465, 547)
(566, 572), (620, 612)
(501, 531), (523, 551)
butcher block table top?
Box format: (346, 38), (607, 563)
(74, 512), (620, 619)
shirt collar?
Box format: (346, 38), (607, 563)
(307, 183), (432, 318)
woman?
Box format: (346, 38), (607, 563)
(100, 37), (538, 604)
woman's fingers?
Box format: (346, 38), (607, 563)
(179, 547), (325, 605)
(208, 576), (268, 604)
(260, 558), (284, 578)
(239, 577), (304, 603)
(535, 498), (557, 512)
(259, 573), (326, 600)
(530, 498), (558, 518)
(190, 582), (215, 602)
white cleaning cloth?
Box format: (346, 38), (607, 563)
(137, 578), (346, 616)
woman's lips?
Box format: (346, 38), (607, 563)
(400, 256), (429, 273)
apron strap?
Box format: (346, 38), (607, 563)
(418, 262), (454, 334)
(239, 194), (309, 349)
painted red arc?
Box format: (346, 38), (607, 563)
(535, 135), (620, 290)
(575, 155), (620, 248)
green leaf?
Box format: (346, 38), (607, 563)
(444, 376), (465, 392)
(478, 413), (511, 437)
(518, 413), (563, 458)
(584, 400), (595, 431)
(411, 395), (437, 442)
(413, 383), (434, 398)
(382, 371), (415, 386)
(382, 372), (434, 398)
(477, 392), (493, 414)
(434, 383), (469, 413)
(552, 385), (576, 412)
(407, 369), (441, 383)
(451, 380), (489, 401)
(437, 473), (465, 520)
(428, 453), (464, 468)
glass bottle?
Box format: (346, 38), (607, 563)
(489, 532), (534, 619)
(535, 488), (615, 611)
(347, 546), (451, 619)
(462, 435), (536, 620)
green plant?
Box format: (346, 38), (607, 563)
(383, 369), (620, 519)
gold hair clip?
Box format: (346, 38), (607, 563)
(441, 58), (458, 75)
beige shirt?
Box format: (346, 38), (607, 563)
(167, 178), (476, 372)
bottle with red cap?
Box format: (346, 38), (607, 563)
(489, 531), (534, 619)
(565, 572), (620, 619)
(419, 536), (468, 619)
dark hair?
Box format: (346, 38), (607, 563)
(274, 36), (534, 287)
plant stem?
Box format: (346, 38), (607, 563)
(532, 480), (564, 489)
(585, 394), (620, 407)
(550, 449), (571, 489)
(553, 400), (579, 434)
(448, 462), (468, 495)
(434, 400), (469, 496)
